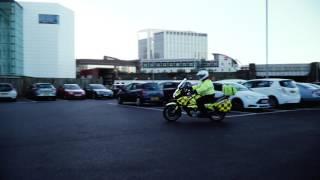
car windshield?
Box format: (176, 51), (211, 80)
(0, 84), (13, 91)
(298, 83), (317, 89)
(36, 84), (53, 89)
(143, 83), (160, 91)
(279, 80), (296, 88)
(229, 83), (249, 91)
(90, 84), (106, 89)
(310, 84), (320, 89)
(161, 82), (179, 89)
(64, 84), (81, 90)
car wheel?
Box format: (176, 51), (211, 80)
(118, 96), (123, 104)
(269, 96), (279, 108)
(135, 97), (143, 106)
(232, 98), (244, 111)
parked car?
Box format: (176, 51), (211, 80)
(85, 84), (113, 99)
(215, 79), (247, 84)
(242, 79), (301, 107)
(57, 84), (86, 99)
(310, 83), (320, 89)
(296, 82), (320, 102)
(0, 83), (17, 101)
(27, 83), (56, 100)
(117, 82), (164, 106)
(158, 81), (180, 103)
(213, 82), (270, 111)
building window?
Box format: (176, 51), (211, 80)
(39, 14), (59, 24)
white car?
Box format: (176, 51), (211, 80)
(216, 79), (247, 84)
(213, 82), (270, 111)
(0, 83), (17, 101)
(242, 79), (301, 107)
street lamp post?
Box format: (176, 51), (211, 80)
(266, 0), (269, 78)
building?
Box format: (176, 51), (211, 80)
(76, 56), (139, 77)
(138, 29), (240, 73)
(19, 2), (75, 78)
(211, 53), (239, 72)
(0, 0), (23, 76)
(138, 29), (208, 60)
(141, 53), (239, 73)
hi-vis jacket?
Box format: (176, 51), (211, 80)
(192, 79), (215, 96)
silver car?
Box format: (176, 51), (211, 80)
(296, 83), (320, 102)
(27, 83), (56, 100)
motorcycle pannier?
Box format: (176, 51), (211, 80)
(222, 84), (237, 96)
(216, 99), (232, 112)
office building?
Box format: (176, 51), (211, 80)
(0, 0), (23, 76)
(138, 29), (208, 60)
(20, 2), (75, 78)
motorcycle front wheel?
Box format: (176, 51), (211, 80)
(163, 104), (182, 122)
(208, 111), (226, 122)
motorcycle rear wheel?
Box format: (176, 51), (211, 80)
(163, 104), (181, 122)
(208, 111), (226, 122)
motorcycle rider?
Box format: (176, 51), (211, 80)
(192, 70), (215, 117)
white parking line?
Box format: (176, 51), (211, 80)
(108, 102), (320, 118)
(227, 108), (320, 118)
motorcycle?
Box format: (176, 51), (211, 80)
(163, 78), (232, 122)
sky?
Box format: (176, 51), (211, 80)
(19, 0), (320, 65)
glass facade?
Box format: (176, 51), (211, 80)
(0, 2), (23, 76)
(142, 59), (218, 69)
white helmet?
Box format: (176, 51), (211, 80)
(196, 70), (209, 81)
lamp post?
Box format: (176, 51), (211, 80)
(265, 0), (269, 78)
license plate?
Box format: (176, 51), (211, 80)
(75, 94), (81, 96)
(151, 97), (159, 101)
(290, 90), (296, 93)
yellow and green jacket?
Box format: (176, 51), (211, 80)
(192, 79), (215, 96)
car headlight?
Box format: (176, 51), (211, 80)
(67, 91), (74, 95)
(96, 91), (103, 95)
(245, 95), (256, 99)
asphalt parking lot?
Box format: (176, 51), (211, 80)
(1, 99), (320, 180)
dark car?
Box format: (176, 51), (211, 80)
(57, 84), (86, 99)
(85, 84), (114, 99)
(27, 83), (56, 100)
(117, 82), (164, 106)
(158, 81), (180, 103)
